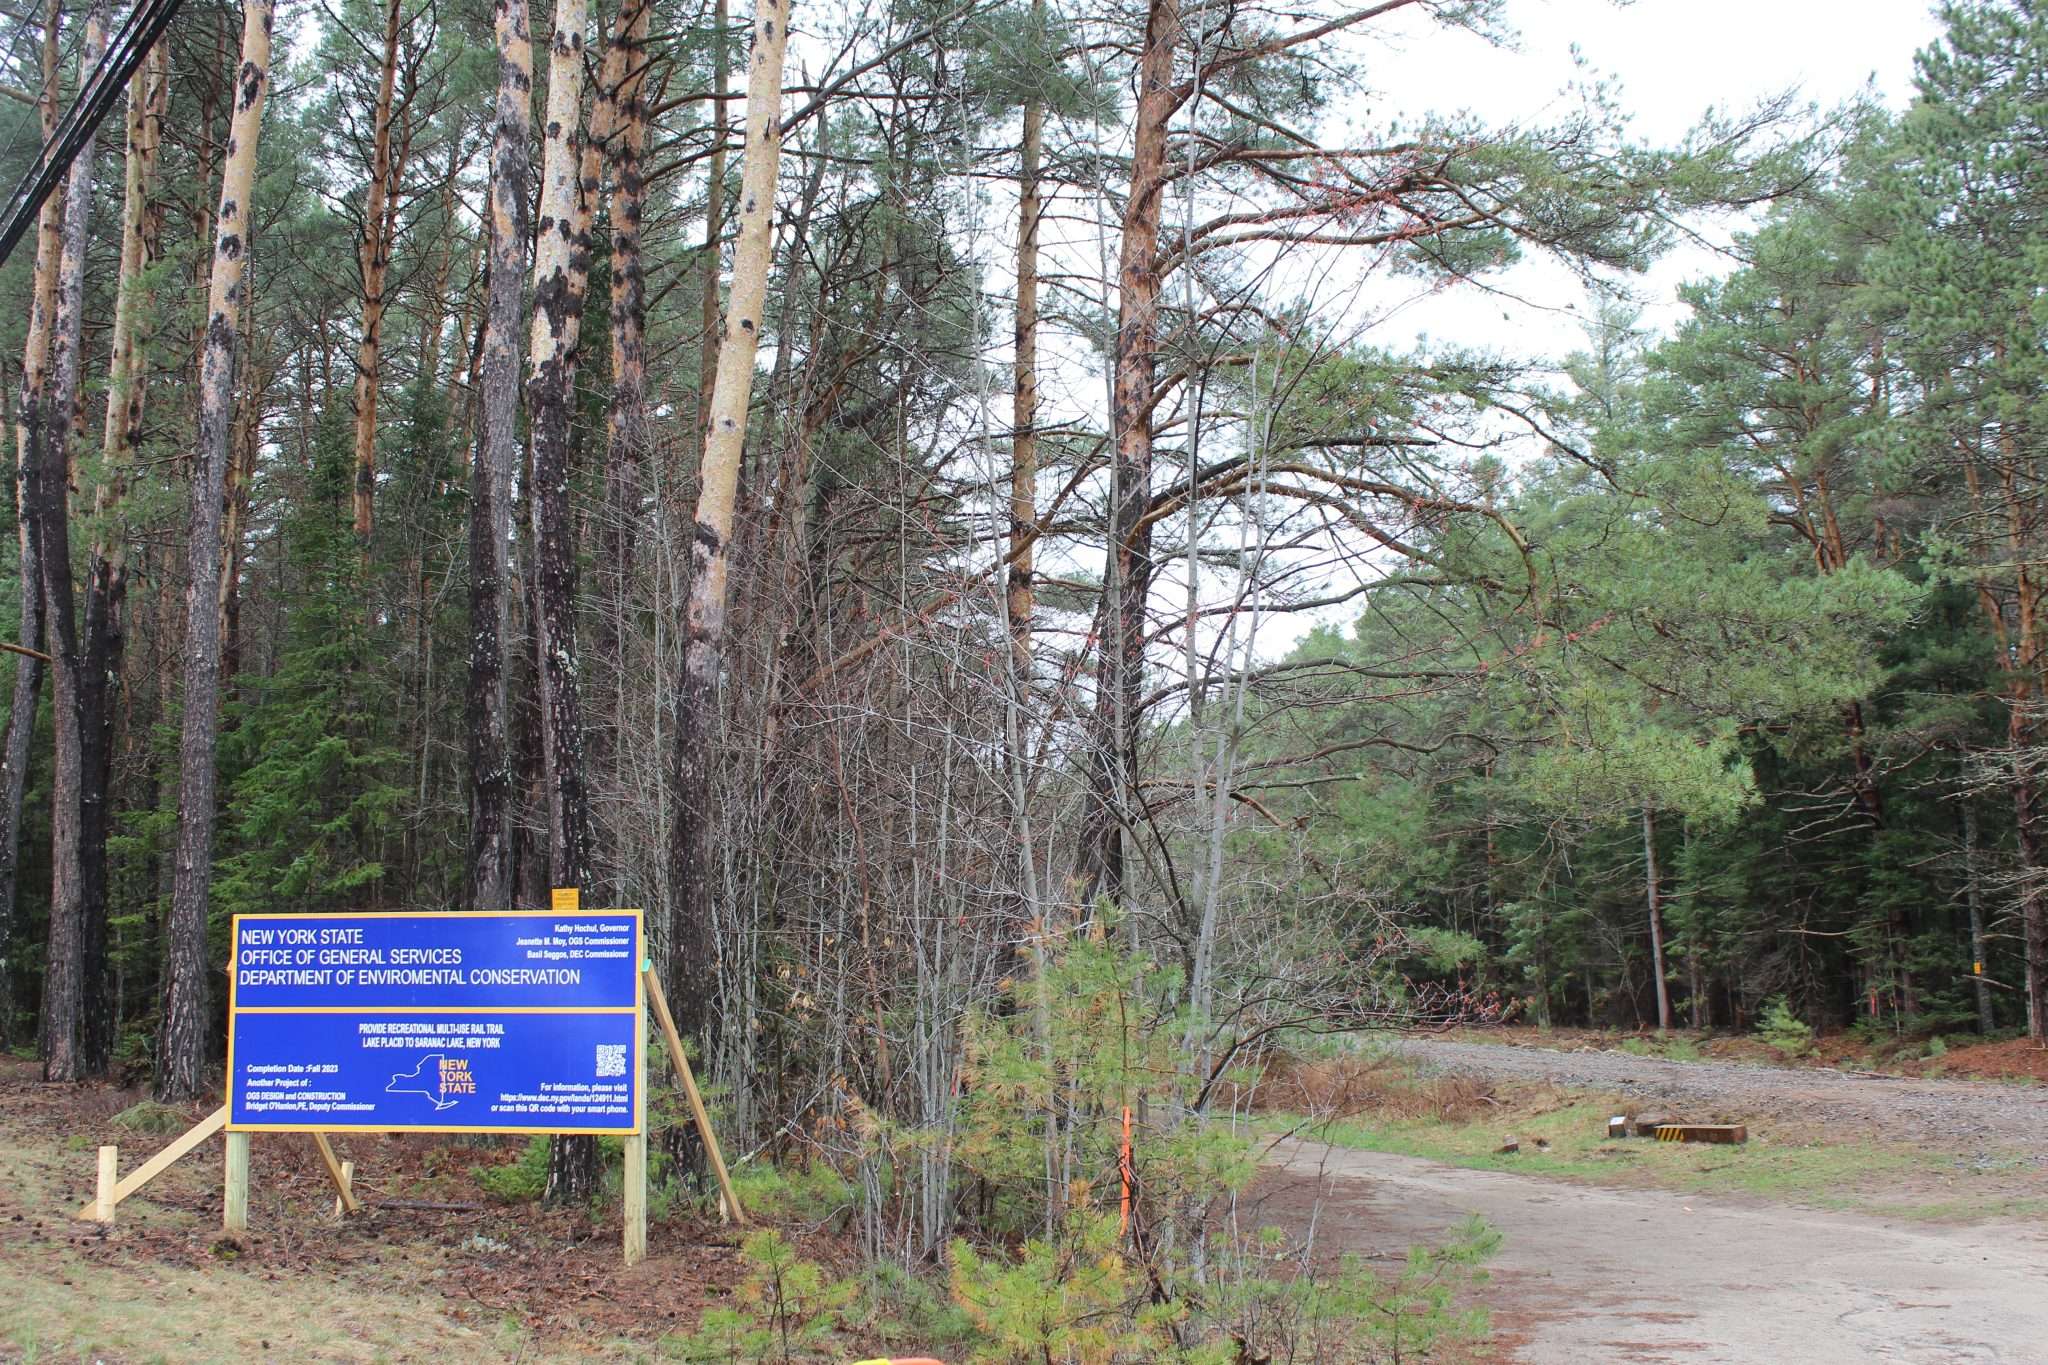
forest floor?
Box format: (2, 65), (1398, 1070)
(1250, 1035), (2048, 1363)
(0, 1054), (849, 1363)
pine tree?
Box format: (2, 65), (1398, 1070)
(160, 0), (276, 1102)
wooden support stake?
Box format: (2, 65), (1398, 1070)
(74, 1105), (228, 1220)
(642, 967), (745, 1225)
(224, 1131), (250, 1232)
(94, 1145), (118, 1223)
(335, 1160), (354, 1217)
(623, 1003), (648, 1265)
(310, 1133), (360, 1214)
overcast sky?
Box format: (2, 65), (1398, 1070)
(1357, 0), (1950, 351)
(1381, 0), (1944, 139)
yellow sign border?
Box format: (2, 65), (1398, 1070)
(225, 908), (645, 1137)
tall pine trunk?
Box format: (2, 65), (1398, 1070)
(0, 0), (60, 1048)
(1008, 0), (1040, 668)
(158, 0), (274, 1102)
(2015, 740), (2047, 1041)
(2001, 452), (2048, 1042)
(667, 0), (790, 1045)
(527, 0), (594, 1203)
(1079, 0), (1178, 904)
(1644, 806), (1672, 1032)
(468, 0), (531, 913)
(1962, 798), (1996, 1034)
(692, 0), (729, 471)
(81, 38), (168, 1079)
(39, 0), (109, 1081)
(349, 0), (404, 545)
(598, 0), (652, 830)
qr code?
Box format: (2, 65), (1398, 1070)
(595, 1044), (626, 1077)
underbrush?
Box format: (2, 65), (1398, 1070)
(1255, 1046), (1501, 1124)
(1448, 1022), (2045, 1083)
(655, 927), (1501, 1363)
(451, 933), (1507, 1361)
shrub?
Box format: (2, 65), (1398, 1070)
(668, 1229), (854, 1364)
(475, 1135), (550, 1202)
(949, 1212), (1172, 1364)
(112, 1100), (188, 1135)
(939, 921), (1500, 1362)
(1757, 997), (1813, 1057)
(726, 1160), (855, 1225)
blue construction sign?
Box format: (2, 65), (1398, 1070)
(225, 910), (643, 1134)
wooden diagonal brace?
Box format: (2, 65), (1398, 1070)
(642, 967), (746, 1224)
(75, 1104), (227, 1219)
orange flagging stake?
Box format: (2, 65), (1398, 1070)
(1119, 1103), (1134, 1236)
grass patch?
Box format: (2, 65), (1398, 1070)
(0, 1242), (520, 1364)
(1283, 1100), (1989, 1212)
(1614, 1035), (1703, 1061)
(111, 1100), (189, 1135)
(1265, 1054), (2043, 1223)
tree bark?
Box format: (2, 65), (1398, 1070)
(527, 0), (595, 1203)
(666, 0), (790, 1046)
(1079, 0), (1179, 904)
(2001, 454), (2048, 1042)
(38, 0), (108, 1082)
(2016, 749), (2048, 1042)
(1961, 797), (1996, 1035)
(349, 0), (404, 545)
(217, 351), (266, 682)
(1644, 805), (1672, 1032)
(599, 0), (651, 791)
(80, 37), (167, 1078)
(467, 0), (531, 913)
(0, 0), (60, 1050)
(1007, 0), (1041, 668)
(693, 0), (729, 469)
(158, 0), (274, 1102)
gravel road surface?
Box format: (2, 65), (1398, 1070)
(1266, 1138), (2048, 1364)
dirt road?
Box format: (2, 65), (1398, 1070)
(1265, 1138), (2048, 1365)
(1396, 1037), (2048, 1157)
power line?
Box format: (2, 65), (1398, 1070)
(0, 0), (186, 266)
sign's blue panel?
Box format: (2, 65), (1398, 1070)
(228, 1009), (639, 1131)
(229, 911), (639, 1010)
(225, 910), (642, 1134)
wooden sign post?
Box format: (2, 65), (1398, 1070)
(82, 904), (745, 1263)
(624, 991), (649, 1263)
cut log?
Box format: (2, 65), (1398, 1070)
(1655, 1124), (1747, 1145)
(1632, 1114), (1675, 1137)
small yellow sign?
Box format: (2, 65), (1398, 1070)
(1974, 961), (1984, 975)
(552, 887), (580, 913)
